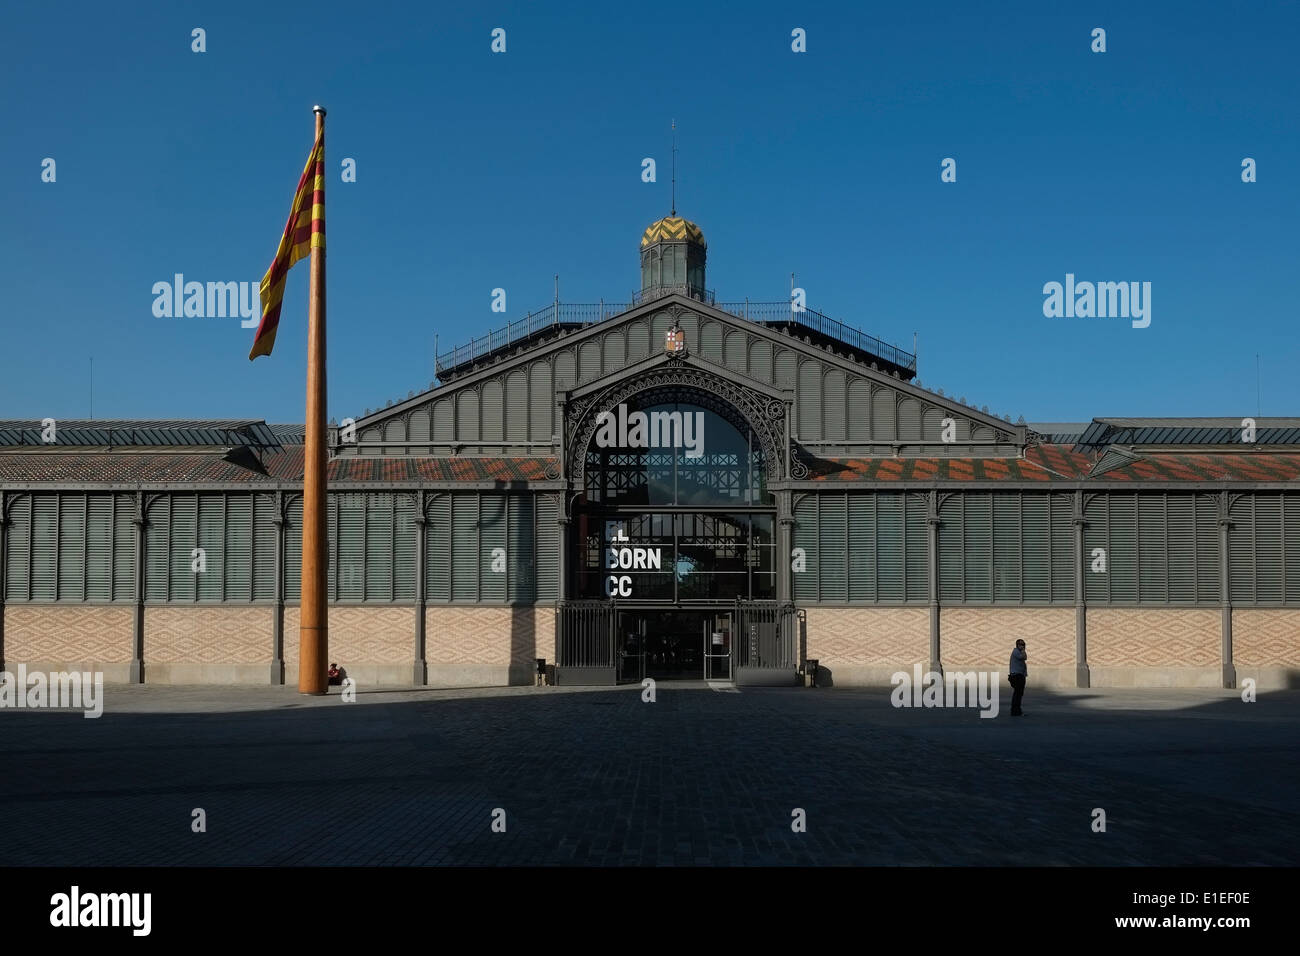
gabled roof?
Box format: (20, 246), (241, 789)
(807, 456), (1066, 482)
(1076, 418), (1300, 448)
(432, 293), (917, 385)
(1084, 452), (1300, 483)
(357, 292), (1013, 447)
(0, 449), (553, 484)
(269, 423), (306, 444)
(0, 450), (301, 483)
(327, 457), (554, 483)
(0, 419), (282, 449)
(1024, 444), (1093, 478)
(2, 442), (1296, 486)
(1028, 422), (1089, 444)
(803, 447), (1300, 484)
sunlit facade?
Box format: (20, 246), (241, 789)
(2, 215), (1298, 689)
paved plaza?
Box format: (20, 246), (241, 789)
(2, 679), (1297, 866)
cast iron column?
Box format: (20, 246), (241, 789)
(557, 508), (570, 602)
(413, 490), (427, 686)
(927, 490), (942, 676)
(777, 492), (793, 604)
(270, 491), (285, 684)
(1219, 491), (1236, 688)
(131, 491), (145, 683)
(0, 491), (6, 673)
(1074, 490), (1090, 687)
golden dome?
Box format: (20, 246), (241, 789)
(640, 215), (706, 249)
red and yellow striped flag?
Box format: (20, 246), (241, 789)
(248, 133), (325, 360)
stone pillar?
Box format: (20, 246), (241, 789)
(130, 491), (145, 684)
(413, 491), (427, 686)
(927, 491), (942, 676)
(270, 492), (286, 684)
(1073, 490), (1090, 688)
(1219, 491), (1236, 689)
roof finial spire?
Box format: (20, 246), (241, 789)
(670, 119), (677, 216)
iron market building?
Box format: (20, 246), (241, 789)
(2, 214), (1298, 689)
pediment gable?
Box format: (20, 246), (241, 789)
(341, 294), (1024, 458)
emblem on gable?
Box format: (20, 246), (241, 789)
(665, 323), (686, 356)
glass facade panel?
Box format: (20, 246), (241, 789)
(575, 511), (775, 601)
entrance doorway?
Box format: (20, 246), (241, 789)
(615, 609), (733, 682)
(554, 599), (801, 686)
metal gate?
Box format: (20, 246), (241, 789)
(555, 600), (617, 685)
(556, 600), (803, 686)
(732, 600), (803, 685)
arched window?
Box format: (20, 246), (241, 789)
(575, 387), (776, 601)
(582, 387), (770, 507)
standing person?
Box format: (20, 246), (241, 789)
(1008, 640), (1027, 716)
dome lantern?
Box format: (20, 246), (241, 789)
(639, 214), (707, 302)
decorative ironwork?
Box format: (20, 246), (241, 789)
(565, 366), (793, 485)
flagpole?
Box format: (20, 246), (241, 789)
(300, 105), (328, 694)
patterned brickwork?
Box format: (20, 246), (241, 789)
(533, 607), (556, 663)
(283, 606), (299, 664)
(1087, 608), (1219, 667)
(283, 605), (554, 667)
(941, 607), (1074, 669)
(327, 607), (412, 664)
(7, 602), (1267, 676)
(1232, 610), (1300, 667)
(144, 606), (271, 665)
(3, 606), (133, 663)
(804, 607), (929, 664)
(426, 606), (555, 666)
(145, 607), (272, 663)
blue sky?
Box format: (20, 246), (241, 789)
(1, 0), (1296, 426)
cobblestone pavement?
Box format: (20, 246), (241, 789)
(1, 680), (1296, 865)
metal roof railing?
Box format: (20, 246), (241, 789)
(435, 303), (628, 375)
(716, 301), (915, 373)
(631, 285), (716, 308)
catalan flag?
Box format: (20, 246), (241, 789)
(248, 132), (325, 360)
